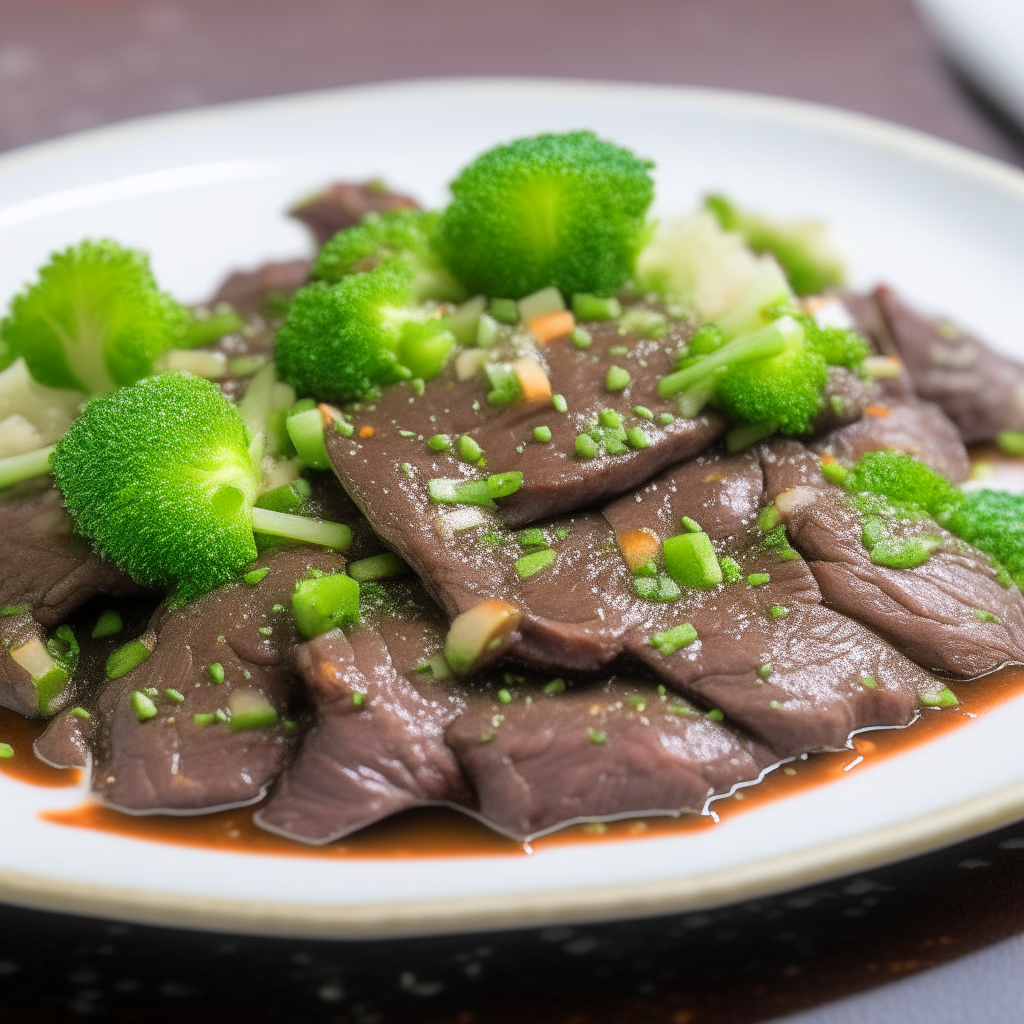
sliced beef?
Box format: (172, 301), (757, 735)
(0, 483), (141, 717)
(874, 285), (1024, 443)
(210, 259), (311, 319)
(257, 577), (780, 843)
(768, 458), (1024, 678)
(289, 181), (419, 246)
(447, 674), (778, 840)
(255, 584), (473, 843)
(326, 318), (723, 532)
(34, 706), (93, 769)
(88, 547), (343, 814)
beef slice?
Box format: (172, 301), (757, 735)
(447, 674), (778, 840)
(255, 584), (473, 843)
(289, 181), (419, 246)
(875, 285), (1024, 443)
(88, 546), (342, 814)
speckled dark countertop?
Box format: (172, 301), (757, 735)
(1, 2), (1023, 1021)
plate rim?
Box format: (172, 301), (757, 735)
(3, 76), (1024, 938)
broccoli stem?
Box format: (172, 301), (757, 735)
(658, 315), (802, 400)
(0, 444), (55, 489)
(250, 507), (352, 550)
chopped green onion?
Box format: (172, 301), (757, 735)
(256, 479), (311, 514)
(428, 434), (451, 452)
(820, 461), (849, 485)
(515, 548), (557, 579)
(758, 506), (781, 531)
(428, 478), (495, 507)
(291, 574), (360, 638)
(769, 605), (789, 619)
(70, 706), (92, 719)
(663, 532), (722, 588)
(0, 445), (55, 490)
(348, 552), (408, 582)
(193, 712), (216, 727)
(706, 708), (725, 722)
(997, 430), (1024, 456)
(489, 297), (519, 324)
(207, 663), (225, 684)
(518, 528), (546, 547)
(759, 664), (772, 678)
(575, 433), (599, 459)
(228, 693), (279, 731)
(533, 425), (552, 443)
(769, 700), (784, 711)
(0, 743), (13, 759)
(626, 427), (648, 449)
(552, 394), (568, 413)
(91, 609), (123, 639)
(633, 406), (654, 420)
(588, 728), (607, 745)
(598, 409), (623, 430)
(487, 471), (523, 498)
(658, 413), (675, 425)
(165, 688), (185, 703)
(572, 293), (622, 321)
(680, 516), (701, 533)
(286, 406), (331, 470)
(649, 623), (698, 655)
(974, 608), (1001, 623)
(860, 677), (878, 689)
(571, 326), (593, 348)
(131, 690), (157, 722)
(244, 567), (270, 585)
(106, 640), (151, 680)
(719, 556), (742, 583)
(484, 363), (523, 407)
(921, 687), (958, 708)
(459, 434), (483, 462)
(747, 572), (770, 587)
(0, 604), (29, 617)
(497, 688), (512, 704)
(543, 678), (566, 695)
(605, 365), (631, 391)
(870, 536), (941, 569)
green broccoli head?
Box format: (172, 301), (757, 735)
(844, 451), (961, 520)
(705, 195), (844, 296)
(312, 210), (464, 302)
(797, 313), (870, 368)
(275, 258), (454, 403)
(1, 239), (188, 395)
(716, 335), (827, 435)
(438, 130), (655, 300)
(946, 490), (1024, 589)
(51, 372), (260, 604)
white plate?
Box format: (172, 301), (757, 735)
(2, 78), (1024, 939)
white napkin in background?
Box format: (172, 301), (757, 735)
(915, 0), (1024, 130)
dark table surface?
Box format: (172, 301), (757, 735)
(2, 2), (1024, 1022)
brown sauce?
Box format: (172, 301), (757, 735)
(0, 707), (81, 788)
(22, 665), (1024, 858)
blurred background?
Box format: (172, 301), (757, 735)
(2, 1), (1024, 1022)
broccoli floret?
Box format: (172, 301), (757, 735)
(1, 240), (188, 394)
(312, 210), (464, 302)
(946, 491), (1024, 589)
(658, 314), (822, 434)
(51, 373), (352, 604)
(842, 450), (1024, 587)
(844, 451), (961, 520)
(438, 131), (655, 300)
(274, 258), (455, 403)
(705, 195), (844, 296)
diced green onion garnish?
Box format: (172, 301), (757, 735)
(459, 434), (483, 462)
(921, 687), (958, 708)
(533, 425), (552, 443)
(663, 532), (722, 588)
(575, 433), (599, 459)
(572, 293), (622, 321)
(515, 549), (556, 579)
(179, 310), (245, 348)
(747, 572), (770, 587)
(769, 605), (789, 619)
(588, 728), (607, 745)
(207, 663), (225, 684)
(552, 394), (568, 413)
(626, 427), (648, 449)
(256, 479), (311, 514)
(428, 434), (451, 452)
(286, 406), (331, 470)
(0, 445), (55, 490)
(292, 574), (360, 638)
(347, 552), (408, 582)
(70, 706), (92, 719)
(0, 743), (13, 759)
(649, 622), (698, 655)
(719, 556), (742, 583)
(489, 297), (519, 324)
(997, 430), (1024, 456)
(487, 471), (523, 498)
(870, 536), (941, 569)
(820, 461), (849, 485)
(244, 567), (270, 585)
(91, 609), (123, 639)
(605, 365), (631, 391)
(193, 712), (216, 727)
(518, 528), (545, 547)
(598, 409), (622, 430)
(571, 326), (592, 349)
(860, 677), (877, 688)
(544, 678), (566, 695)
(228, 692), (279, 732)
(428, 477), (495, 507)
(131, 690), (157, 722)
(0, 604), (29, 617)
(498, 688), (512, 704)
(706, 708), (725, 722)
(107, 640), (151, 680)
(758, 506), (781, 531)
(633, 406), (654, 420)
(165, 689), (185, 703)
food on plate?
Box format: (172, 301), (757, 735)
(2, 130), (1024, 843)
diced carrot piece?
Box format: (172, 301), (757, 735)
(617, 529), (660, 572)
(819, 454), (836, 464)
(527, 310), (575, 344)
(864, 404), (892, 418)
(358, 424), (375, 438)
(513, 357), (552, 402)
